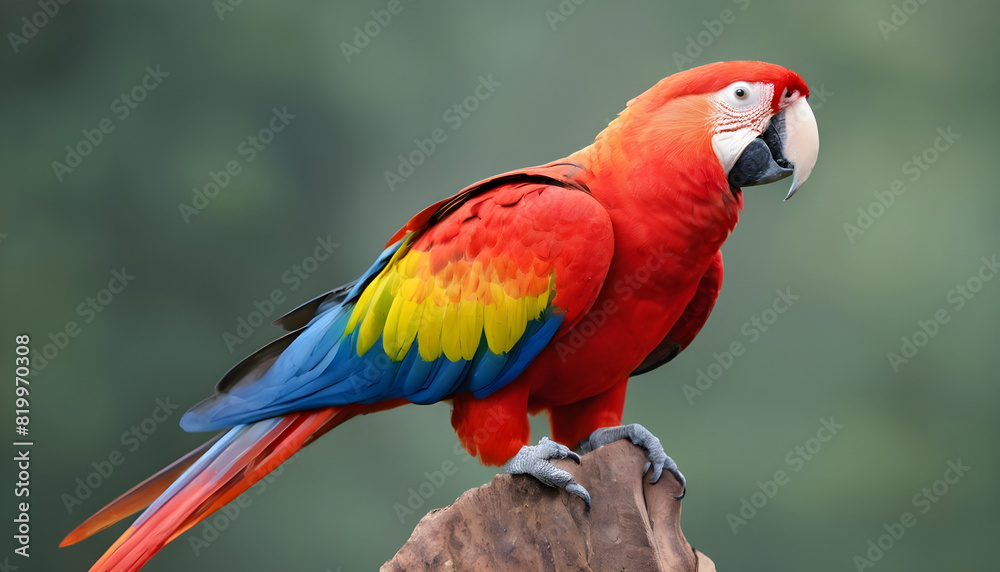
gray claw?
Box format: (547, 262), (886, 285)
(503, 437), (592, 510)
(582, 423), (687, 500)
(565, 483), (591, 508)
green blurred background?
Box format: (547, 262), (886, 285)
(2, 1), (998, 570)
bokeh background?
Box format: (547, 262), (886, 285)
(2, 1), (998, 570)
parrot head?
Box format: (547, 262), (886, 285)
(699, 61), (819, 201)
(605, 61), (819, 204)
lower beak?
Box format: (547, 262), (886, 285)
(727, 97), (819, 200)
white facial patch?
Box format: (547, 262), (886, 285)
(709, 82), (774, 174)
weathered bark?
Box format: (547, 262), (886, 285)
(383, 440), (716, 571)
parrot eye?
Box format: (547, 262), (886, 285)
(716, 81), (760, 108)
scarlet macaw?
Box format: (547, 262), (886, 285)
(62, 60), (819, 571)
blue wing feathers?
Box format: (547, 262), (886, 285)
(180, 242), (563, 432)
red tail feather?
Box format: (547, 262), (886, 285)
(66, 400), (406, 572)
(60, 433), (223, 547)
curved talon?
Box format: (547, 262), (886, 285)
(583, 423), (687, 500)
(662, 459), (686, 500)
(565, 483), (592, 510)
(503, 437), (591, 510)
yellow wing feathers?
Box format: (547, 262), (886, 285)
(346, 245), (553, 362)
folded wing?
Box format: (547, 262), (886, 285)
(182, 163), (615, 431)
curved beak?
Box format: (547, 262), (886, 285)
(727, 97), (819, 200)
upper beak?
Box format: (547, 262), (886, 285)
(727, 97), (819, 200)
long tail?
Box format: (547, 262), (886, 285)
(62, 401), (405, 572)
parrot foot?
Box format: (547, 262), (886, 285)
(580, 423), (686, 500)
(503, 436), (592, 510)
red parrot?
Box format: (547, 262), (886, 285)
(62, 60), (819, 570)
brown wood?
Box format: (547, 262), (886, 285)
(383, 440), (716, 571)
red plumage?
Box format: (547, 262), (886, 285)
(63, 61), (818, 571)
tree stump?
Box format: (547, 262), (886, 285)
(383, 440), (716, 571)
